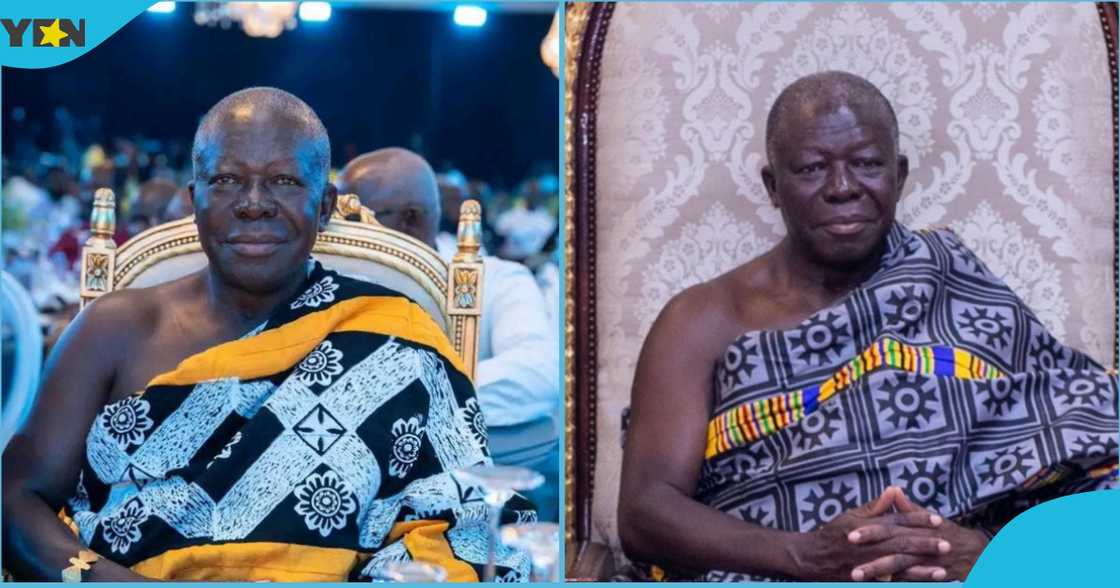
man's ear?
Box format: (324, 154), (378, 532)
(761, 165), (779, 208)
(895, 154), (910, 201)
(318, 183), (338, 231)
(187, 181), (197, 211)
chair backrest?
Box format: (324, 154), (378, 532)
(566, 0), (1118, 562)
(79, 190), (485, 379)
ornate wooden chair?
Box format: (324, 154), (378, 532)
(566, 1), (1118, 579)
(78, 189), (485, 379)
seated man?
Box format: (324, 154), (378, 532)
(338, 149), (560, 521)
(1, 88), (532, 582)
(618, 72), (1118, 582)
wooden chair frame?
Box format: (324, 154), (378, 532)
(79, 190), (485, 380)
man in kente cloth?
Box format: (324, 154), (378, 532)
(2, 88), (533, 582)
(618, 71), (1117, 582)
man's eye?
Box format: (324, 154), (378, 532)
(853, 159), (884, 168)
(210, 175), (238, 186)
(797, 163), (824, 175)
(274, 176), (300, 186)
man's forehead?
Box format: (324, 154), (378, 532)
(198, 124), (319, 166)
(788, 96), (890, 129)
(775, 100), (894, 150)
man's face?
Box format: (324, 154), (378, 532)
(340, 173), (429, 244)
(762, 102), (908, 267)
(189, 115), (336, 295)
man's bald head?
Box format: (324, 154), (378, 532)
(337, 148), (440, 247)
(191, 87), (331, 186)
(765, 71), (898, 166)
(188, 87), (338, 296)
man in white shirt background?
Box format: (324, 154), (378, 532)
(337, 148), (561, 520)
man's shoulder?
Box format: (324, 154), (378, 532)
(657, 271), (746, 337)
(63, 283), (174, 361)
(81, 284), (165, 327)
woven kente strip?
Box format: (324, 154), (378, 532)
(705, 338), (1005, 459)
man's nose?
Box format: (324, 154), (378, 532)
(233, 179), (278, 219)
(823, 163), (860, 202)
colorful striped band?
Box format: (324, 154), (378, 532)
(705, 338), (1005, 459)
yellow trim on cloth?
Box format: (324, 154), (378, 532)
(129, 542), (366, 581)
(146, 295), (469, 388)
(392, 520), (480, 582)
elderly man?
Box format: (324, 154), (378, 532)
(338, 148), (560, 520)
(618, 72), (1117, 582)
(2, 88), (531, 582)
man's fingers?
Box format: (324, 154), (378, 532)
(891, 488), (922, 513)
(848, 524), (892, 544)
(891, 509), (943, 528)
(848, 529), (951, 557)
(899, 565), (948, 581)
(894, 534), (952, 556)
(863, 486), (901, 516)
(849, 513), (945, 543)
(851, 554), (925, 582)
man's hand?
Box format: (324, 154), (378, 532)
(790, 487), (947, 581)
(847, 490), (989, 581)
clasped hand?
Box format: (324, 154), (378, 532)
(793, 486), (988, 581)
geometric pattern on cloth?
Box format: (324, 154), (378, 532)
(694, 224), (1117, 581)
(66, 262), (533, 582)
(706, 338), (1005, 458)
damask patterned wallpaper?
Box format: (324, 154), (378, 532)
(590, 2), (1115, 555)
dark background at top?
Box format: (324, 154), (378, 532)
(1, 6), (558, 186)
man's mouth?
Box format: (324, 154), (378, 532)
(226, 235), (286, 257)
(819, 217), (873, 236)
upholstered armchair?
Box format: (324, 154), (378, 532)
(565, 2), (1117, 578)
(79, 190), (486, 379)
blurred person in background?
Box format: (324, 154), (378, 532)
(494, 175), (558, 266)
(339, 147), (561, 521)
(129, 177), (181, 234)
(163, 185), (195, 222)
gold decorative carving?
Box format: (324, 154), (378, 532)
(80, 188), (120, 308)
(453, 267), (480, 309)
(89, 188), (117, 242)
(333, 193), (379, 225)
(447, 199), (484, 381)
(85, 254), (110, 291)
(453, 199), (483, 263)
(564, 1), (593, 545)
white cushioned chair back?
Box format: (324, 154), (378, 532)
(589, 1), (1116, 556)
(121, 250), (448, 331)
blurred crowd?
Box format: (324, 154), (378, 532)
(2, 107), (561, 349)
(2, 103), (563, 522)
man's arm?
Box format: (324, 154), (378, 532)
(474, 261), (558, 427)
(2, 296), (148, 581)
(617, 287), (946, 580)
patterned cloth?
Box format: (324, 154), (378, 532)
(64, 261), (535, 581)
(693, 224), (1117, 582)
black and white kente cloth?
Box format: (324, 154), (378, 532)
(693, 223), (1117, 582)
(64, 262), (535, 582)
